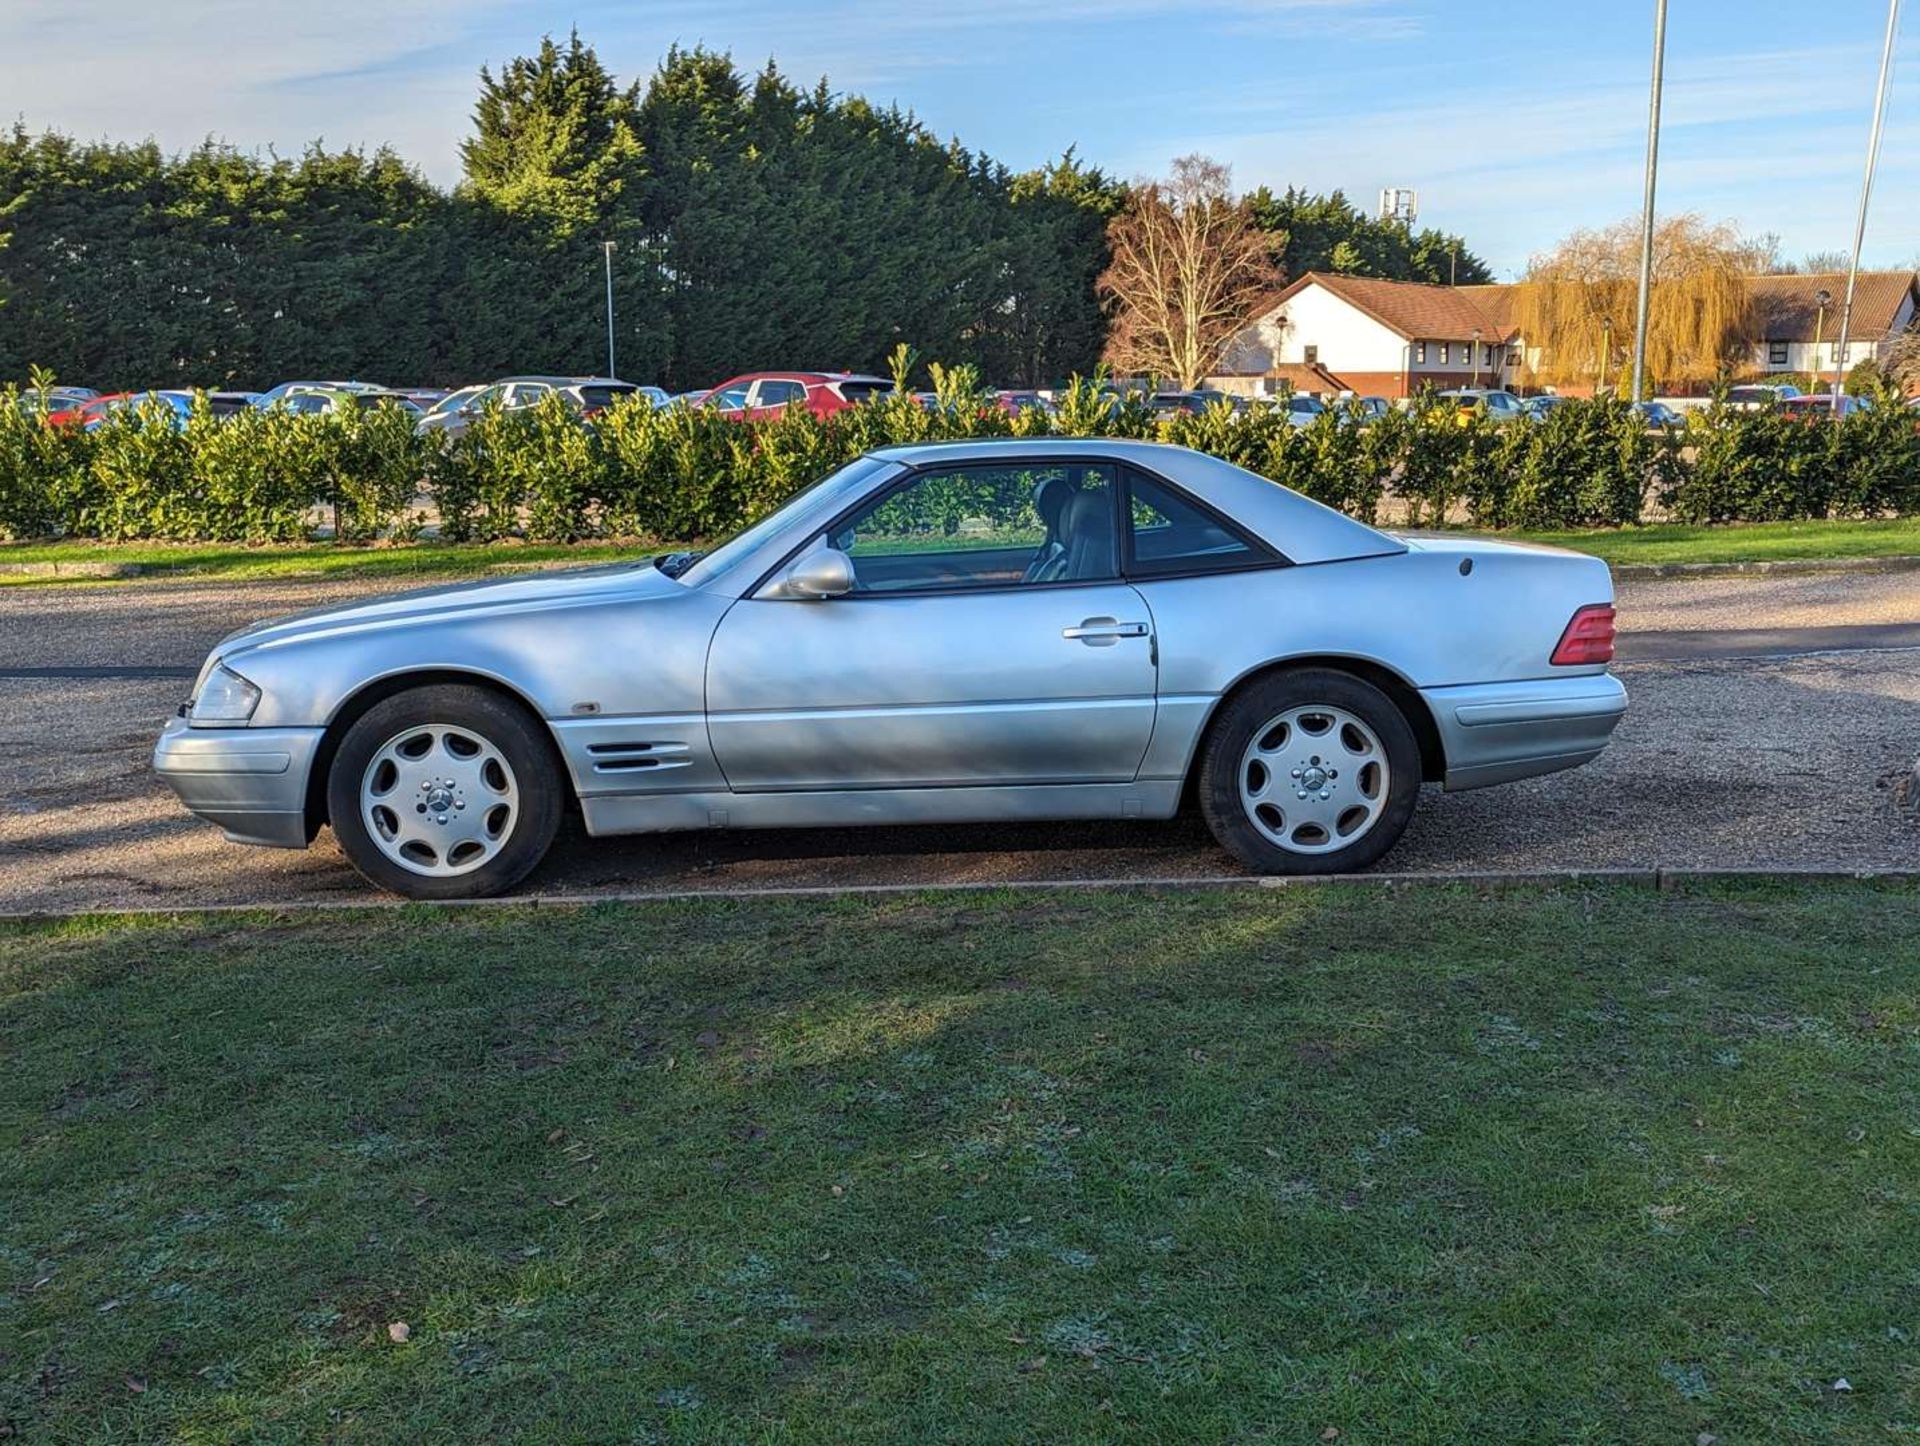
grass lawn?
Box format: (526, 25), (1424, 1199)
(5, 514), (1920, 587)
(1511, 515), (1920, 568)
(0, 539), (646, 586)
(3, 882), (1918, 1440)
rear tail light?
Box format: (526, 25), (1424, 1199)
(1551, 604), (1616, 665)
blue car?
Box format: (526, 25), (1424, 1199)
(82, 391), (197, 431)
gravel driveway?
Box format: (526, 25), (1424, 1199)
(1, 569), (1916, 912)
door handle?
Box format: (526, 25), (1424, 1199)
(1063, 618), (1149, 644)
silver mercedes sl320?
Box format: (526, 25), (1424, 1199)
(154, 439), (1627, 898)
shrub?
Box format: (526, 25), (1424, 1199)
(4, 363), (1919, 546)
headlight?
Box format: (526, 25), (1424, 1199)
(191, 664), (262, 723)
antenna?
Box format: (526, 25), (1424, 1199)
(1378, 187), (1418, 229)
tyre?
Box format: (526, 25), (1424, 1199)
(1197, 668), (1421, 875)
(326, 683), (564, 900)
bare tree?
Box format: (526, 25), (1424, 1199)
(1884, 328), (1920, 393)
(1512, 214), (1753, 391)
(1098, 156), (1280, 389)
(1800, 249), (1852, 275)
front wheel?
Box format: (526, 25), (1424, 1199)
(1197, 668), (1421, 875)
(326, 684), (564, 899)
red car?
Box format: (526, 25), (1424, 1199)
(702, 371), (893, 420)
(46, 392), (137, 428)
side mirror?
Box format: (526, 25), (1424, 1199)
(782, 547), (855, 600)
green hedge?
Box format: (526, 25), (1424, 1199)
(4, 376), (1917, 546)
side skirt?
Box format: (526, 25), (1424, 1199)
(580, 781), (1186, 837)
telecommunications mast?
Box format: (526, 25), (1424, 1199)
(1378, 187), (1418, 229)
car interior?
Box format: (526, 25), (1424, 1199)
(825, 462), (1266, 594)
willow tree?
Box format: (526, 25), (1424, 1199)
(1098, 156), (1279, 389)
(1512, 215), (1753, 391)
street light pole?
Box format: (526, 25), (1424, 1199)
(1813, 288), (1831, 381)
(1830, 0), (1902, 413)
(1601, 316), (1614, 395)
(602, 240), (618, 380)
(1629, 0), (1669, 405)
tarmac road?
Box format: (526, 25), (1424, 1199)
(1, 569), (1916, 912)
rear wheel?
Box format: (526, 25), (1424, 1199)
(326, 684), (563, 899)
(1198, 668), (1421, 874)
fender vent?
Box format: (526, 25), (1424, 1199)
(587, 740), (694, 774)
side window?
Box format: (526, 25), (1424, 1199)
(827, 463), (1118, 594)
(1124, 469), (1272, 577)
(754, 379), (806, 408)
(709, 383), (752, 410)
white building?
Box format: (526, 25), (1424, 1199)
(1211, 269), (1919, 398)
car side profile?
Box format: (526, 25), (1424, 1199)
(155, 439), (1627, 899)
(703, 371), (896, 420)
(414, 376), (650, 438)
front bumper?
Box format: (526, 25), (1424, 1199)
(1424, 672), (1628, 791)
(152, 716), (324, 848)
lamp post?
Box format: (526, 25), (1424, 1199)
(602, 241), (618, 380)
(1813, 287), (1832, 384)
(1830, 0), (1902, 414)
(1629, 0), (1670, 404)
(1471, 328), (1482, 387)
(1600, 316), (1614, 395)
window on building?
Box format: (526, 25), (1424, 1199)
(1830, 341), (1847, 364)
(1506, 347), (1522, 368)
(1303, 344), (1318, 365)
(1768, 340), (1789, 366)
(1415, 342), (1427, 364)
(1438, 343), (1450, 365)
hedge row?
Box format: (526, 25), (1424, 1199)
(4, 373), (1918, 546)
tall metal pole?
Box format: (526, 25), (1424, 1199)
(1629, 0), (1670, 404)
(603, 240), (618, 379)
(1830, 0), (1902, 412)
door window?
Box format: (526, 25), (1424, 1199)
(827, 463), (1118, 594)
(707, 382), (753, 410)
(753, 379), (807, 408)
(1124, 470), (1272, 577)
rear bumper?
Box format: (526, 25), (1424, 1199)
(152, 716), (323, 848)
(1424, 672), (1627, 791)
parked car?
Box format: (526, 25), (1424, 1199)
(1149, 390), (1244, 418)
(277, 387), (422, 417)
(670, 389), (711, 409)
(1337, 396), (1391, 424)
(1278, 394), (1326, 429)
(59, 391), (197, 431)
(1437, 388), (1527, 422)
(1630, 400), (1683, 429)
(386, 387), (452, 409)
(995, 390), (1057, 416)
(15, 385), (99, 415)
(252, 380), (386, 411)
(1779, 393), (1873, 419)
(1725, 383), (1802, 409)
(415, 376), (647, 439)
(703, 372), (894, 420)
(1522, 395), (1569, 422)
(206, 390), (261, 418)
(155, 438), (1627, 899)
(423, 385), (486, 421)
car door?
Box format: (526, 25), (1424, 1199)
(704, 459), (1158, 791)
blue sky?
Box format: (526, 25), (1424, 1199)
(3, 0), (1915, 279)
